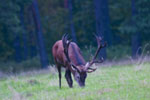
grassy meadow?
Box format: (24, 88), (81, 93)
(0, 62), (150, 100)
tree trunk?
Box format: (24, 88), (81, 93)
(68, 0), (77, 43)
(132, 33), (141, 59)
(94, 0), (112, 60)
(101, 0), (112, 46)
(13, 35), (22, 62)
(131, 0), (141, 59)
(20, 6), (28, 60)
(32, 0), (49, 68)
(27, 5), (38, 58)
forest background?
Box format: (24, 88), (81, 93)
(0, 0), (149, 73)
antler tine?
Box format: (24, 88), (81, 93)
(95, 34), (102, 47)
(95, 34), (107, 48)
(91, 35), (103, 63)
(86, 68), (97, 73)
(62, 33), (67, 47)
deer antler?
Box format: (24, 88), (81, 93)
(62, 34), (80, 72)
(62, 34), (71, 62)
(86, 35), (107, 72)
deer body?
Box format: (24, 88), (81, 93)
(52, 34), (106, 88)
(52, 40), (86, 67)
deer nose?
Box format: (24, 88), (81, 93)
(80, 83), (85, 88)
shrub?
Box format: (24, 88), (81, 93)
(0, 56), (41, 74)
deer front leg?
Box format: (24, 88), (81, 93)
(65, 69), (73, 88)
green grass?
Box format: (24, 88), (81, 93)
(0, 63), (150, 100)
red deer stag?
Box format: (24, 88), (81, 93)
(52, 34), (106, 88)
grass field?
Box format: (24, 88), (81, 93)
(0, 62), (150, 100)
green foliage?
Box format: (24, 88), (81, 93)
(0, 0), (32, 61)
(73, 0), (95, 46)
(107, 45), (131, 60)
(136, 0), (150, 42)
(118, 0), (150, 42)
(0, 56), (41, 73)
(0, 63), (150, 99)
(81, 45), (96, 61)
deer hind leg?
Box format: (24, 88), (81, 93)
(65, 69), (73, 88)
(56, 64), (61, 89)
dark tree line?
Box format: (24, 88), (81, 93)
(0, 0), (149, 70)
